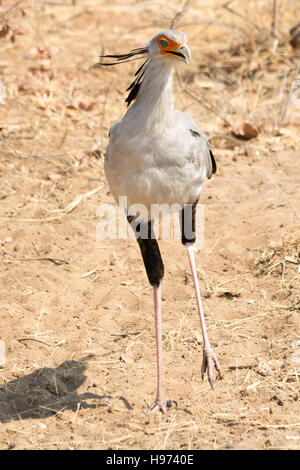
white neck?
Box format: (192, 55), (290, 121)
(124, 58), (174, 129)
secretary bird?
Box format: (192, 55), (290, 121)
(100, 30), (220, 413)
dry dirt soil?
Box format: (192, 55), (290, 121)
(0, 0), (299, 450)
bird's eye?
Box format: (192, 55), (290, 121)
(160, 39), (169, 48)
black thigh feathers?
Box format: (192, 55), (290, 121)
(127, 216), (164, 287)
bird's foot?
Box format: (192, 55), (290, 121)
(201, 344), (221, 389)
(151, 396), (167, 414)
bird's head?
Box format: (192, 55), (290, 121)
(100, 29), (191, 67)
(99, 30), (191, 106)
(149, 30), (191, 65)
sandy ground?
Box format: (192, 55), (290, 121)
(0, 0), (299, 450)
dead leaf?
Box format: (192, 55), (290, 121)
(248, 60), (260, 74)
(0, 21), (9, 38)
(75, 151), (86, 160)
(121, 280), (134, 287)
(18, 79), (39, 94)
(27, 45), (59, 59)
(290, 22), (300, 49)
(78, 101), (96, 112)
(120, 353), (135, 364)
(27, 47), (43, 59)
(29, 64), (54, 80)
(65, 104), (81, 119)
(230, 122), (260, 140)
(218, 291), (241, 299)
(47, 173), (62, 181)
(10, 24), (26, 35)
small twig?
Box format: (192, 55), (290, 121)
(10, 255), (69, 265)
(228, 364), (256, 370)
(223, 4), (261, 32)
(170, 0), (192, 29)
(117, 396), (133, 411)
(181, 85), (232, 127)
(281, 260), (286, 281)
(18, 337), (50, 346)
(35, 257), (69, 265)
(211, 64), (237, 85)
(0, 185), (103, 222)
(257, 168), (299, 218)
(68, 100), (102, 154)
(0, 0), (24, 20)
(271, 0), (278, 36)
(276, 58), (300, 132)
(48, 8), (91, 31)
(209, 133), (247, 146)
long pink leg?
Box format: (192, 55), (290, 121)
(151, 284), (166, 413)
(186, 244), (221, 387)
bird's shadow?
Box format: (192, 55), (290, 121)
(0, 355), (131, 423)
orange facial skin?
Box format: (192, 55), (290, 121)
(156, 36), (182, 57)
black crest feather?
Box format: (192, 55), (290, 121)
(98, 47), (149, 106)
(99, 47), (148, 65)
(125, 59), (149, 106)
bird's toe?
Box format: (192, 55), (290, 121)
(201, 345), (221, 388)
(151, 396), (167, 414)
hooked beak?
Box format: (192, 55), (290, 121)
(164, 44), (191, 64)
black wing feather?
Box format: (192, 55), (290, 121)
(209, 149), (217, 175)
(189, 129), (217, 177)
